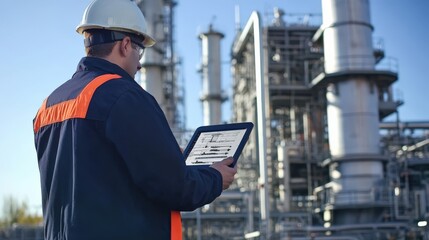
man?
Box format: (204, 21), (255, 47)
(33, 0), (237, 239)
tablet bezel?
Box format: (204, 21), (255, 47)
(183, 122), (254, 167)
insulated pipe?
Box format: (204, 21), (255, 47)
(232, 11), (270, 237)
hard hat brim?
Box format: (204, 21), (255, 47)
(76, 24), (156, 48)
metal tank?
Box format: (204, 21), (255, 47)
(198, 25), (225, 125)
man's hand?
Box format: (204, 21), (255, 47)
(210, 157), (237, 190)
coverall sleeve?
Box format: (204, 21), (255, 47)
(105, 87), (223, 211)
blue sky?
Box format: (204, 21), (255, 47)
(0, 0), (428, 216)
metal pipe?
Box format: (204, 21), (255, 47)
(247, 192), (254, 233)
(278, 141), (291, 211)
(403, 139), (429, 152)
(196, 208), (202, 240)
(290, 107), (297, 141)
(303, 109), (313, 227)
(232, 11), (270, 237)
(293, 237), (359, 240)
(306, 222), (409, 232)
(380, 121), (429, 130)
(394, 190), (409, 220)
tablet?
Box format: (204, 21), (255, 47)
(184, 122), (254, 167)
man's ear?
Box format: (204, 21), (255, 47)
(121, 37), (134, 57)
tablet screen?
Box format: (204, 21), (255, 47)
(185, 129), (246, 166)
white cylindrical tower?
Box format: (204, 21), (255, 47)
(199, 25), (225, 125)
(323, 0), (375, 73)
(137, 0), (181, 128)
(321, 0), (384, 223)
(138, 0), (166, 112)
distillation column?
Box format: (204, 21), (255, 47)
(138, 0), (172, 123)
(199, 25), (225, 125)
(322, 0), (384, 224)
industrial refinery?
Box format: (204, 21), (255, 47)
(2, 0), (429, 240)
(180, 0), (429, 239)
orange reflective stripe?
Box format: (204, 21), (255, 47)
(171, 211), (182, 240)
(33, 74), (121, 133)
(33, 98), (48, 133)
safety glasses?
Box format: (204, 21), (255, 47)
(130, 40), (145, 59)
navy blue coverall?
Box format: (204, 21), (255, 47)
(33, 57), (222, 240)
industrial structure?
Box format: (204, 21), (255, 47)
(136, 0), (186, 135)
(182, 0), (429, 240)
(198, 25), (226, 125)
(2, 1), (429, 240)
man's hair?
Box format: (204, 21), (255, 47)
(83, 30), (116, 57)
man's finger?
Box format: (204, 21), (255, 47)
(222, 157), (234, 164)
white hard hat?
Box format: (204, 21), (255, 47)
(76, 0), (156, 47)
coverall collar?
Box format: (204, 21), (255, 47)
(76, 57), (135, 80)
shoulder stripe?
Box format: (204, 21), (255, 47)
(33, 74), (121, 133)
